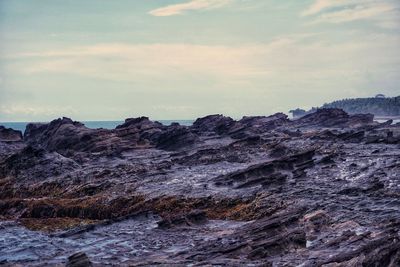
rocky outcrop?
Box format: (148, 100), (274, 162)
(23, 116), (199, 154)
(115, 116), (161, 130)
(191, 113), (291, 139)
(155, 124), (197, 150)
(192, 114), (237, 135)
(0, 109), (399, 266)
(24, 117), (119, 153)
(0, 146), (79, 183)
(214, 150), (315, 188)
(0, 126), (22, 142)
(238, 113), (290, 132)
(295, 108), (374, 128)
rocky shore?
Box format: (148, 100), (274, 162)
(0, 108), (399, 266)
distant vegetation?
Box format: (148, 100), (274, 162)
(290, 95), (400, 118)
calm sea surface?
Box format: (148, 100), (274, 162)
(0, 120), (194, 133)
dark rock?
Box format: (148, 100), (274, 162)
(116, 116), (163, 130)
(0, 146), (79, 182)
(238, 113), (290, 132)
(183, 207), (307, 262)
(24, 117), (108, 152)
(214, 150), (315, 188)
(192, 114), (236, 135)
(295, 108), (374, 128)
(226, 113), (290, 138)
(66, 252), (92, 267)
(337, 130), (365, 142)
(1, 110), (399, 266)
(156, 125), (197, 151)
(24, 117), (160, 154)
(157, 210), (207, 229)
(0, 126), (23, 142)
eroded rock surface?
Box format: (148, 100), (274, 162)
(0, 126), (22, 142)
(0, 108), (399, 266)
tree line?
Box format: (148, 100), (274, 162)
(290, 96), (400, 118)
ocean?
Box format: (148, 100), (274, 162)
(0, 120), (195, 133)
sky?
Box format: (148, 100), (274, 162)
(0, 0), (399, 121)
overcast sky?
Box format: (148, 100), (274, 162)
(0, 0), (399, 121)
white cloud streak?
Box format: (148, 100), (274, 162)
(149, 0), (231, 16)
(302, 0), (399, 26)
(301, 0), (359, 17)
(7, 34), (400, 89)
(0, 105), (76, 117)
(3, 34), (400, 120)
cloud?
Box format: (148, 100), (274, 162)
(9, 43), (266, 83)
(0, 104), (76, 118)
(149, 0), (231, 16)
(3, 33), (400, 120)
(7, 34), (400, 89)
(301, 0), (358, 17)
(302, 0), (399, 26)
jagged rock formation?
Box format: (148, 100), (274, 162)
(0, 108), (399, 266)
(0, 126), (22, 142)
(294, 108), (374, 128)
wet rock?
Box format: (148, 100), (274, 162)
(214, 150), (315, 188)
(1, 110), (400, 266)
(192, 114), (236, 135)
(295, 108), (374, 128)
(337, 130), (365, 142)
(365, 129), (400, 144)
(156, 125), (197, 151)
(157, 210), (207, 228)
(317, 232), (400, 266)
(238, 113), (290, 132)
(116, 116), (161, 129)
(24, 117), (161, 154)
(24, 117), (116, 153)
(303, 210), (332, 241)
(0, 126), (23, 142)
(0, 146), (79, 182)
(183, 207), (307, 262)
(66, 252), (92, 267)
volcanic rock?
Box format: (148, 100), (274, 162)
(157, 209), (207, 228)
(0, 126), (22, 142)
(0, 108), (399, 266)
(0, 146), (79, 182)
(295, 108), (374, 128)
(214, 150), (315, 188)
(66, 252), (92, 267)
(192, 114), (237, 135)
(156, 124), (197, 151)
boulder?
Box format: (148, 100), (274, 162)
(0, 126), (23, 141)
(192, 114), (236, 135)
(66, 252), (92, 267)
